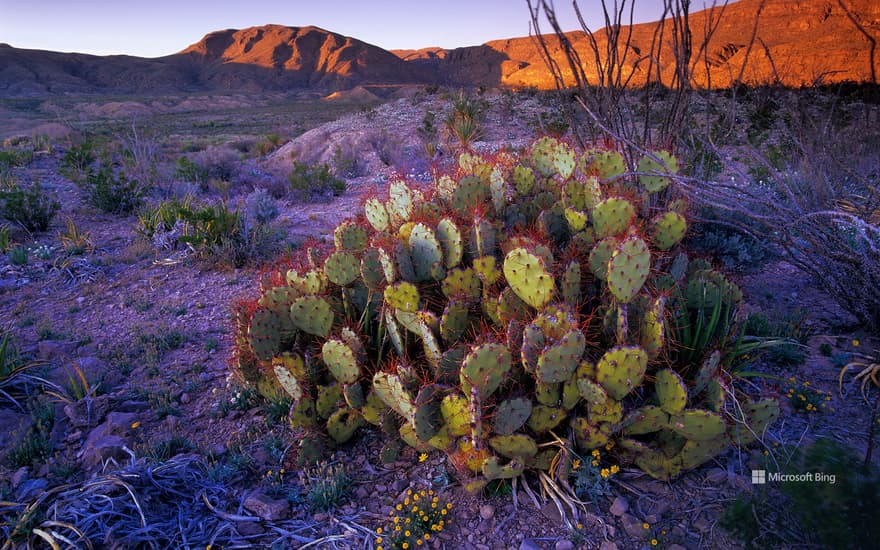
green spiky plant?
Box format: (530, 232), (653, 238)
(232, 137), (778, 486)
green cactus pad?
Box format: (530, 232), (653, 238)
(650, 211), (687, 251)
(535, 381), (560, 406)
(497, 287), (531, 323)
(482, 456), (525, 480)
(596, 346), (648, 400)
(669, 410), (726, 440)
(503, 248), (556, 310)
(493, 397), (533, 436)
(490, 165), (507, 213)
(571, 417), (609, 449)
(413, 384), (443, 441)
(607, 236), (651, 304)
(470, 216), (497, 258)
(588, 396), (623, 425)
(577, 378), (609, 407)
(655, 368), (688, 414)
(490, 434), (538, 459)
(473, 256), (502, 285)
(527, 405), (566, 432)
(638, 151), (679, 193)
(384, 281), (419, 312)
(360, 390), (387, 425)
(409, 223), (445, 281)
(322, 339), (360, 384)
(678, 437), (729, 470)
(383, 308), (404, 355)
(290, 296), (333, 338)
(452, 175), (489, 217)
(640, 297), (665, 360)
(364, 198), (389, 232)
(693, 351), (721, 395)
(582, 150), (626, 181)
(417, 316), (442, 368)
(441, 267), (481, 301)
(440, 393), (471, 437)
(731, 398), (780, 445)
(360, 248), (386, 290)
(622, 405), (670, 435)
(290, 396), (318, 429)
(387, 180), (414, 226)
(248, 307), (281, 361)
(324, 250), (360, 287)
(343, 383), (365, 408)
(334, 221), (368, 251)
(327, 408), (364, 443)
(436, 218), (463, 269)
(635, 450), (681, 481)
(564, 207), (589, 232)
(258, 287), (299, 330)
(286, 269), (328, 295)
(537, 330), (586, 384)
(588, 237), (619, 281)
(513, 165), (536, 195)
(461, 343), (511, 397)
(561, 260), (582, 307)
(315, 383), (344, 420)
(704, 379), (725, 412)
(372, 371), (415, 421)
(531, 136), (563, 177)
(592, 197), (636, 239)
(440, 299), (470, 345)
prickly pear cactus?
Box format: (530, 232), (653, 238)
(232, 137), (777, 485)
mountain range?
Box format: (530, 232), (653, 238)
(1, 0), (877, 96)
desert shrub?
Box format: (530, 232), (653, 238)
(232, 139), (779, 485)
(684, 221), (774, 272)
(79, 161), (144, 214)
(61, 141), (95, 177)
(0, 149), (34, 169)
(243, 188), (279, 226)
(287, 161), (346, 198)
(0, 182), (60, 232)
(445, 90), (486, 148)
(188, 145), (240, 185)
(331, 143), (365, 178)
(174, 156), (207, 184)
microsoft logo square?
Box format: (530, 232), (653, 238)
(752, 470), (766, 484)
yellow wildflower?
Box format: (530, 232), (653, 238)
(419, 452), (428, 462)
(600, 468), (610, 478)
(853, 339), (860, 347)
(651, 539), (658, 546)
(611, 464), (620, 474)
(376, 528), (382, 534)
(572, 459), (582, 470)
(643, 523), (650, 530)
(131, 421), (140, 429)
(591, 449), (601, 458)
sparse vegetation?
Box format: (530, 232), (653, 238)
(287, 161), (346, 197)
(0, 181), (60, 232)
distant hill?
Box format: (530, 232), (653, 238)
(0, 0), (877, 97)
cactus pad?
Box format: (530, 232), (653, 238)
(372, 371), (415, 422)
(334, 221), (368, 251)
(248, 307), (281, 360)
(324, 251), (360, 286)
(436, 218), (463, 269)
(588, 236), (619, 281)
(409, 223), (445, 281)
(442, 267), (481, 301)
(622, 405), (669, 435)
(384, 281), (419, 312)
(607, 236), (651, 304)
(387, 180), (414, 226)
(290, 296), (333, 338)
(440, 298), (470, 345)
(322, 339), (360, 384)
(596, 346), (648, 400)
(638, 151), (679, 193)
(536, 330), (586, 384)
(503, 248), (556, 309)
(655, 368), (688, 414)
(650, 211), (687, 250)
(364, 198), (389, 232)
(493, 397), (533, 436)
(592, 197), (636, 239)
(490, 434), (538, 459)
(327, 408), (364, 443)
(528, 405), (566, 432)
(669, 410), (726, 440)
(461, 343), (511, 397)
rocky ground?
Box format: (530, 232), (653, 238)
(0, 90), (877, 549)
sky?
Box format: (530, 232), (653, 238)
(0, 0), (692, 57)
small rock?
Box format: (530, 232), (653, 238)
(555, 540), (574, 550)
(645, 513), (660, 524)
(480, 504), (495, 520)
(116, 400), (150, 413)
(609, 496), (628, 517)
(355, 486), (369, 500)
(179, 393), (191, 404)
(38, 340), (76, 361)
(540, 501), (563, 525)
(243, 492), (289, 521)
(375, 483), (387, 493)
(620, 513), (648, 539)
(236, 520), (264, 537)
(313, 512), (329, 522)
(475, 544), (490, 550)
(599, 542), (618, 550)
(519, 539), (542, 550)
(667, 544), (687, 550)
(11, 467), (28, 488)
(64, 395), (112, 429)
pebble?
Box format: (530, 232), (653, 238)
(599, 542), (618, 550)
(555, 540), (574, 550)
(179, 392), (191, 404)
(480, 504), (496, 520)
(609, 496), (628, 516)
(355, 486), (369, 500)
(519, 539), (542, 550)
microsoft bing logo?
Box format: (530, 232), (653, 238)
(751, 470), (766, 484)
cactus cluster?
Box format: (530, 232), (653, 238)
(234, 138), (778, 483)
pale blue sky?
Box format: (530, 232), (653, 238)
(0, 1), (714, 57)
